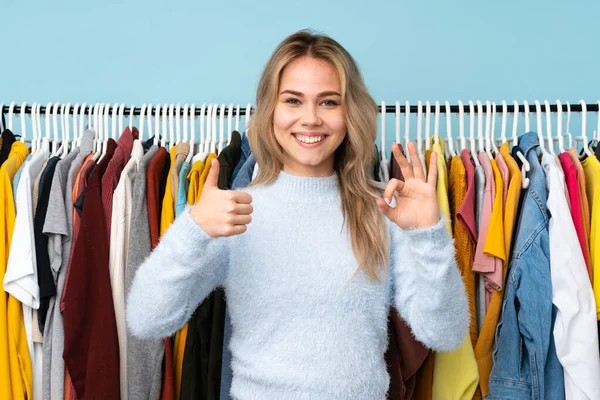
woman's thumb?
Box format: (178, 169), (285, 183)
(205, 158), (220, 188)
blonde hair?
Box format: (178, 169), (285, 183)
(248, 29), (390, 281)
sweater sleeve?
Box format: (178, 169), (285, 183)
(389, 218), (469, 352)
(126, 207), (229, 339)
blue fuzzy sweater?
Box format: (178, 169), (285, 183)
(126, 171), (468, 400)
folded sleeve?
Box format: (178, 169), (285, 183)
(126, 207), (229, 339)
(389, 218), (469, 352)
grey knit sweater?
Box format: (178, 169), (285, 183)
(126, 170), (468, 400)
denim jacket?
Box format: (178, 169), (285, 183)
(487, 132), (565, 399)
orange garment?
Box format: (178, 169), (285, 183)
(448, 155), (477, 346)
(474, 143), (522, 396)
(570, 148), (592, 250)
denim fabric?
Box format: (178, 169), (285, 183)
(488, 132), (565, 400)
(229, 133), (251, 189)
(220, 150), (256, 400)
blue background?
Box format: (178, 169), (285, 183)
(2, 0), (599, 152)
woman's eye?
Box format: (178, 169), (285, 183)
(322, 99), (338, 106)
(285, 98), (300, 105)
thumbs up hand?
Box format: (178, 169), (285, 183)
(190, 158), (253, 238)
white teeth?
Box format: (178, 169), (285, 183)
(295, 134), (324, 144)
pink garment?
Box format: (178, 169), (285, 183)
(457, 149), (477, 248)
(473, 153), (503, 309)
(559, 152), (592, 279)
(495, 152), (509, 212)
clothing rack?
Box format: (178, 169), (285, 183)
(2, 101), (600, 116)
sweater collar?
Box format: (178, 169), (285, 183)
(270, 170), (340, 203)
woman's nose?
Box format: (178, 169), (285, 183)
(300, 105), (322, 126)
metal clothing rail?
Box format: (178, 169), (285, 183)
(1, 102), (600, 116)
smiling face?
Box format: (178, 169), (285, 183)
(273, 56), (347, 177)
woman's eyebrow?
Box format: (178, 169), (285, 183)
(279, 89), (341, 97)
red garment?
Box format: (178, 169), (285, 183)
(145, 146), (175, 400)
(457, 149), (477, 247)
(62, 142), (119, 399)
(101, 127), (138, 237)
(386, 147), (430, 400)
(559, 152), (592, 281)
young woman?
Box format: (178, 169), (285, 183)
(127, 30), (468, 399)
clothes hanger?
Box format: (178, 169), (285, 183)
(434, 101), (441, 147)
(490, 101), (499, 154)
(19, 101), (27, 144)
(511, 101), (530, 188)
(146, 104), (153, 145)
(175, 104), (181, 145)
(51, 102), (61, 156)
(534, 100), (548, 155)
(182, 104), (188, 148)
(0, 103), (4, 132)
(404, 100), (410, 156)
(395, 101), (401, 146)
(44, 102), (54, 155)
(235, 104), (241, 133)
(218, 103), (226, 153)
(71, 104), (79, 150)
(566, 101), (573, 149)
(185, 104), (195, 164)
(169, 104), (175, 148)
(445, 101), (456, 157)
(543, 100), (554, 155)
(153, 104), (161, 147)
(61, 103), (71, 157)
(211, 104), (218, 154)
(579, 100), (593, 158)
(417, 101), (423, 159)
(129, 104), (135, 132)
(523, 100), (531, 133)
(7, 101), (16, 132)
(227, 103), (234, 145)
(457, 100), (466, 152)
(29, 102), (38, 153)
(92, 103), (102, 161)
(77, 103), (86, 147)
(556, 100), (565, 153)
(476, 100), (486, 157)
(245, 103), (252, 136)
(469, 100), (480, 167)
(500, 100), (508, 145)
(484, 100), (493, 159)
(96, 103), (108, 162)
(193, 104), (210, 164)
(424, 100), (431, 152)
(139, 104), (147, 142)
(37, 103), (46, 153)
(380, 101), (387, 164)
(118, 104), (125, 137)
(161, 104), (168, 149)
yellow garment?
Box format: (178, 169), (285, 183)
(0, 142), (31, 400)
(474, 143), (522, 396)
(448, 156), (477, 346)
(430, 138), (479, 400)
(172, 153), (217, 399)
(187, 160), (205, 205)
(582, 155), (600, 319)
(160, 146), (177, 237)
(197, 154), (218, 200)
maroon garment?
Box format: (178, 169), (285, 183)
(145, 146), (174, 400)
(101, 127), (138, 237)
(457, 149), (477, 247)
(385, 144), (430, 400)
(62, 142), (119, 400)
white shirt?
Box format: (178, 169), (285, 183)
(542, 153), (600, 399)
(109, 139), (143, 400)
(379, 158), (390, 183)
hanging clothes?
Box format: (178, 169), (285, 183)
(62, 139), (120, 399)
(125, 144), (163, 400)
(429, 137), (479, 400)
(110, 138), (144, 400)
(43, 130), (95, 400)
(581, 154), (600, 319)
(474, 142), (522, 397)
(542, 152), (600, 398)
(0, 140), (30, 399)
(144, 145), (175, 400)
(569, 148), (591, 248)
(488, 132), (565, 399)
(0, 129), (16, 166)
